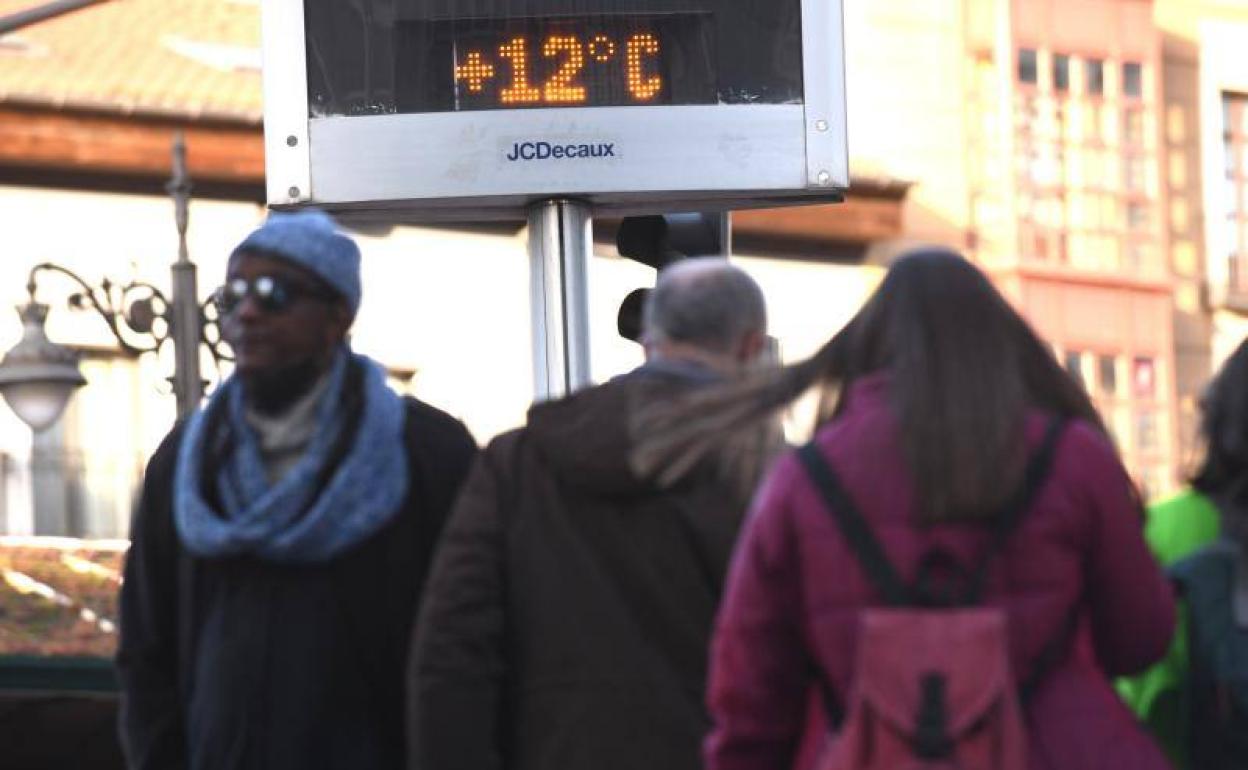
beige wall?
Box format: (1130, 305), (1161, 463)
(843, 1), (974, 245)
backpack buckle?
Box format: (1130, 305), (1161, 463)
(913, 549), (971, 608)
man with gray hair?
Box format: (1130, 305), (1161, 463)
(642, 257), (769, 371)
(409, 257), (770, 770)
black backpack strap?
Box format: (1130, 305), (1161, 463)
(797, 419), (1066, 609)
(1019, 610), (1078, 702)
(984, 416), (1069, 702)
(797, 444), (909, 606)
(963, 417), (1066, 603)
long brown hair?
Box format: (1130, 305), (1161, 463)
(631, 248), (1108, 522)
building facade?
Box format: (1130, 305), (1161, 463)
(1001, 0), (1175, 498)
(853, 0), (1247, 497)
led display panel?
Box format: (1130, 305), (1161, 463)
(261, 0), (847, 219)
(395, 14), (717, 112)
(305, 1), (803, 116)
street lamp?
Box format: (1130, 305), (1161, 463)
(0, 134), (229, 431)
(0, 302), (85, 431)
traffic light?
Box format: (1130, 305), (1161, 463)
(615, 212), (730, 341)
(616, 212), (730, 267)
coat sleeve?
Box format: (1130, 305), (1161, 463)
(1069, 423), (1177, 677)
(404, 400), (479, 540)
(705, 458), (812, 770)
(407, 438), (510, 770)
(115, 431), (188, 770)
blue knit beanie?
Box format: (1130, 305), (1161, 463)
(231, 209), (362, 317)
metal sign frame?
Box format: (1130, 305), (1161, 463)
(261, 0), (848, 221)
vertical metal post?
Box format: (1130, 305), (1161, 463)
(717, 211), (733, 257)
(527, 199), (592, 401)
(167, 134), (203, 418)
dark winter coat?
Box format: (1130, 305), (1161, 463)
(409, 364), (750, 770)
(116, 397), (476, 770)
(706, 374), (1176, 770)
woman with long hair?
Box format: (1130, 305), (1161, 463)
(1119, 337), (1248, 768)
(636, 248), (1175, 769)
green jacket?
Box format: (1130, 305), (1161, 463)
(1117, 489), (1220, 766)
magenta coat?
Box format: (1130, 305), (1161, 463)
(705, 375), (1176, 770)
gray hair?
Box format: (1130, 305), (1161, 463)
(642, 257), (767, 355)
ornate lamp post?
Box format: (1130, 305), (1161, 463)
(0, 134), (229, 431)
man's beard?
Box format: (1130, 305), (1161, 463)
(240, 357), (328, 416)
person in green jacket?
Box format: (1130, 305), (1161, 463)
(1119, 336), (1248, 766)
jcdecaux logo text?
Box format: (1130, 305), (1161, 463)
(506, 141), (617, 161)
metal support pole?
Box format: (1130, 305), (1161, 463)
(167, 134), (203, 418)
(527, 199), (592, 401)
(717, 211), (733, 258)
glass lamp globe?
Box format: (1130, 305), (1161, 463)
(0, 303), (86, 432)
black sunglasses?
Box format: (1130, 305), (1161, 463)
(214, 275), (337, 316)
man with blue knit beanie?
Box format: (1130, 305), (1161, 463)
(117, 209), (477, 770)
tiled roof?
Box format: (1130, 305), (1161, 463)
(0, 0), (262, 123)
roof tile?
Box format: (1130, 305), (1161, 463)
(0, 0), (262, 122)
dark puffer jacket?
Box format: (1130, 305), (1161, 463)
(409, 364), (751, 770)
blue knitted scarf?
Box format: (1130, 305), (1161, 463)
(173, 349), (409, 564)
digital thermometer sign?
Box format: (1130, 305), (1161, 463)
(395, 15), (715, 113)
(262, 0), (848, 219)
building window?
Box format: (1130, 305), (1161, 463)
(1132, 356), (1157, 399)
(1127, 202), (1151, 232)
(1123, 62), (1143, 98)
(1018, 48), (1038, 85)
(1080, 103), (1109, 141)
(1070, 345), (1168, 494)
(1053, 54), (1070, 92)
(1135, 409), (1159, 453)
(1137, 465), (1162, 501)
(1085, 58), (1104, 95)
(1125, 155), (1147, 193)
(1125, 240), (1155, 270)
(1064, 350), (1085, 386)
(1016, 52), (1158, 275)
(1124, 107), (1146, 146)
(1098, 354), (1118, 396)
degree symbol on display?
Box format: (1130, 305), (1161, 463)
(588, 34), (615, 62)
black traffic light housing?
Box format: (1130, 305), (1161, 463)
(615, 212), (730, 342)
